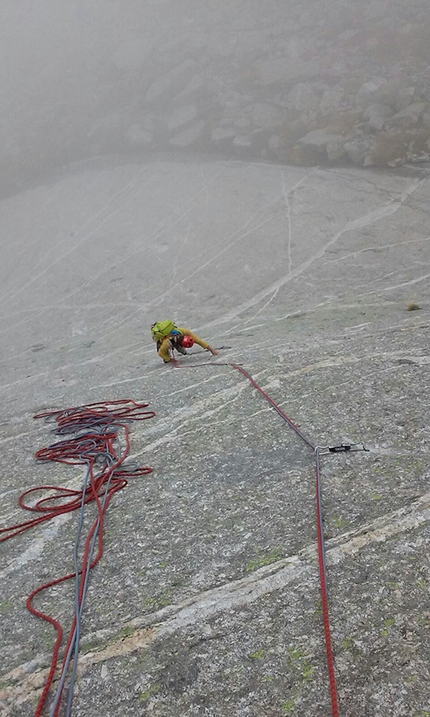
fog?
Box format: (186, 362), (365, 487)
(2, 0), (430, 197)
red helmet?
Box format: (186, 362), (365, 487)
(181, 335), (194, 348)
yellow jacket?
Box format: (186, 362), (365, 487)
(157, 327), (209, 363)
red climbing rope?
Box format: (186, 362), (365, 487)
(229, 363), (315, 449)
(315, 450), (339, 717)
(172, 355), (341, 716)
(1, 399), (154, 716)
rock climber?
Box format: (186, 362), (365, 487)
(151, 320), (219, 364)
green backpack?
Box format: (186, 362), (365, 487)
(151, 320), (176, 341)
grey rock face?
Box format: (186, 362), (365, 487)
(2, 160), (429, 717)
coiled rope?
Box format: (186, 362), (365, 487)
(1, 399), (154, 717)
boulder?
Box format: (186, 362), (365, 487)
(286, 38), (301, 59)
(175, 75), (205, 99)
(169, 121), (205, 147)
(233, 135), (253, 149)
(145, 60), (196, 103)
(338, 29), (359, 42)
(374, 77), (408, 107)
(343, 136), (374, 166)
(287, 83), (320, 113)
(126, 125), (153, 146)
(388, 102), (427, 129)
(256, 57), (319, 85)
(232, 134), (254, 156)
(297, 129), (347, 162)
(356, 78), (388, 108)
(328, 110), (363, 136)
(268, 135), (281, 151)
(211, 127), (235, 145)
(422, 111), (430, 130)
(320, 87), (345, 117)
(266, 134), (293, 161)
(298, 9), (317, 28)
(297, 129), (332, 151)
(234, 117), (252, 130)
(395, 87), (416, 112)
(363, 104), (392, 131)
(112, 38), (153, 70)
(141, 114), (159, 132)
(207, 35), (237, 58)
(250, 103), (282, 129)
(167, 105), (198, 131)
(370, 130), (418, 166)
(326, 138), (348, 162)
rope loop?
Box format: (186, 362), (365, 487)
(2, 399), (154, 716)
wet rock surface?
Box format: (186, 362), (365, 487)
(0, 159), (429, 715)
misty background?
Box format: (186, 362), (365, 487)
(2, 0), (430, 199)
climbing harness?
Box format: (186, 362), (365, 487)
(1, 400), (154, 717)
(172, 354), (368, 717)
